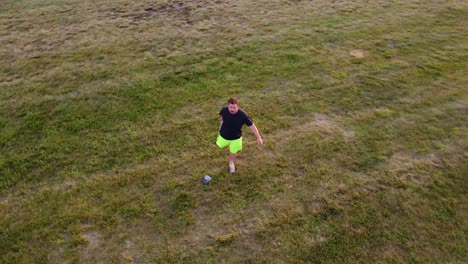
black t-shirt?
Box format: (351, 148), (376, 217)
(219, 107), (253, 140)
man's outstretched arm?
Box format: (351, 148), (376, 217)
(249, 124), (263, 145)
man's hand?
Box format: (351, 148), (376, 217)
(257, 137), (263, 145)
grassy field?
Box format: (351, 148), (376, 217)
(1, 0), (467, 263)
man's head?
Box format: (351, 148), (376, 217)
(228, 97), (239, 115)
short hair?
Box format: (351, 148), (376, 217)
(228, 97), (239, 105)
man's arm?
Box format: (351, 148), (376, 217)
(249, 124), (263, 145)
(218, 115), (223, 132)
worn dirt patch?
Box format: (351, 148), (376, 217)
(451, 99), (468, 110)
(349, 49), (368, 58)
(82, 230), (101, 250)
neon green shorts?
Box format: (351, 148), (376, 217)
(216, 134), (242, 153)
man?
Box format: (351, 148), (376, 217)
(217, 97), (263, 173)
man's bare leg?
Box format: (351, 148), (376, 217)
(229, 152), (237, 173)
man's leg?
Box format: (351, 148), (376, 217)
(229, 152), (237, 162)
(229, 152), (236, 173)
(226, 137), (242, 174)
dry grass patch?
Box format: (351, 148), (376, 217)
(387, 152), (443, 188)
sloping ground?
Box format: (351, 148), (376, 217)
(1, 0), (467, 263)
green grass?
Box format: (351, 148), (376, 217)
(1, 0), (467, 263)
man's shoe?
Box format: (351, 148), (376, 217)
(229, 162), (235, 174)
